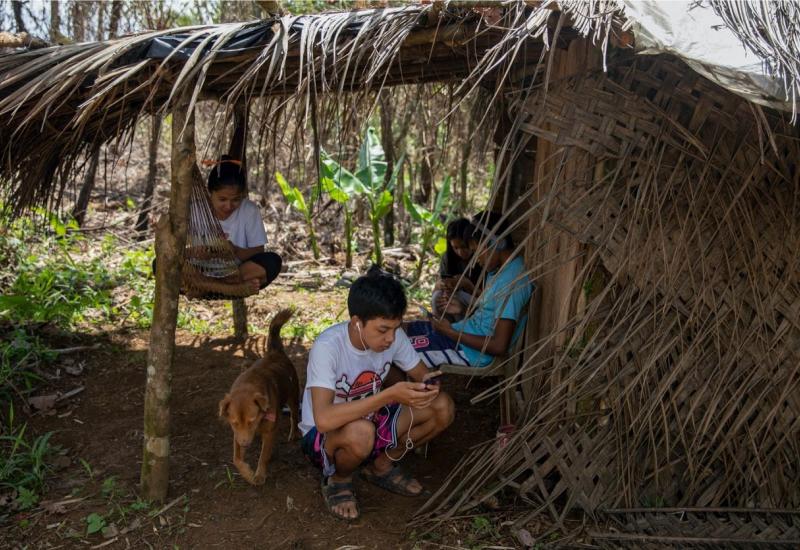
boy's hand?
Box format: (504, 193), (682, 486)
(389, 381), (439, 408)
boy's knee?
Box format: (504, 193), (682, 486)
(340, 420), (375, 458)
(433, 392), (455, 428)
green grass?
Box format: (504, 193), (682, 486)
(280, 317), (339, 342)
(0, 207), (158, 519)
(0, 405), (57, 514)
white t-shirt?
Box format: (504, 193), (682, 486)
(219, 199), (267, 249)
(299, 321), (421, 436)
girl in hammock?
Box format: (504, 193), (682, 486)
(183, 156), (281, 297)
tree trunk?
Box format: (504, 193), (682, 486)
(108, 0), (122, 38)
(71, 1), (85, 42)
(379, 90), (395, 246)
(49, 0), (60, 42)
(460, 103), (478, 212)
(12, 1), (27, 33)
(419, 154), (433, 205)
(96, 1), (105, 41)
(229, 103), (248, 171)
(395, 157), (406, 244)
(140, 101), (197, 501)
(71, 147), (101, 226)
(135, 116), (162, 236)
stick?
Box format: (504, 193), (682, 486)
(149, 495), (185, 518)
(56, 387), (85, 402)
(90, 537), (119, 549)
(47, 344), (101, 354)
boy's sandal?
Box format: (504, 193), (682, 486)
(361, 465), (423, 497)
(321, 478), (360, 521)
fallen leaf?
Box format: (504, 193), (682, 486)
(286, 495), (295, 512)
(120, 517), (141, 534)
(101, 523), (119, 538)
(40, 500), (67, 514)
(65, 363), (84, 376)
(516, 528), (535, 548)
(29, 394), (58, 411)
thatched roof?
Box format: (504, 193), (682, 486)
(1, 0), (798, 214)
(0, 3), (536, 213)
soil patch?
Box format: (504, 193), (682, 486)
(4, 290), (503, 549)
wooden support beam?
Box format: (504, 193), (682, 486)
(140, 97), (198, 501)
(522, 38), (600, 405)
(230, 101), (249, 341)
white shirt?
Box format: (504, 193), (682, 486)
(299, 322), (421, 435)
(219, 199), (267, 249)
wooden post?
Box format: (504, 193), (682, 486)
(522, 39), (600, 405)
(140, 100), (197, 501)
(230, 102), (249, 341)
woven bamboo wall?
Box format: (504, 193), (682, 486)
(424, 56), (800, 524)
(512, 55), (800, 513)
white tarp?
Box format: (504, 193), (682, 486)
(622, 0), (791, 112)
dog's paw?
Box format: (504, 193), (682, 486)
(252, 472), (266, 486)
(234, 462), (255, 483)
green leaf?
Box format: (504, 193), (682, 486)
(86, 513), (106, 535)
(321, 178), (349, 204)
(275, 172), (308, 215)
(374, 190), (394, 220)
(433, 175), (452, 215)
(320, 152), (366, 196)
(403, 193), (424, 223)
(434, 237), (448, 256)
(275, 171), (292, 198)
(15, 487), (37, 510)
(384, 152), (406, 193)
(356, 127), (387, 190)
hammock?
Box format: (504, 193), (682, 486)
(180, 170), (257, 299)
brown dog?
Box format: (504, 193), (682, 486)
(218, 309), (299, 486)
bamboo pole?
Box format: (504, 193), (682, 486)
(140, 99), (197, 501)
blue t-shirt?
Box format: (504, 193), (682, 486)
(451, 256), (533, 367)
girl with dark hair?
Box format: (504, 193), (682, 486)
(431, 218), (481, 319)
(205, 156), (282, 292)
(406, 210), (534, 369)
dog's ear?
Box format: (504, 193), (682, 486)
(218, 394), (231, 418)
(253, 392), (269, 412)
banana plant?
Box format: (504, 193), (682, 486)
(319, 154), (365, 268)
(321, 127), (403, 267)
(275, 171), (321, 260)
(403, 175), (452, 282)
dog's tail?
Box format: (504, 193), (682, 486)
(268, 308), (293, 353)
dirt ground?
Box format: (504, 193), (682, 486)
(2, 284), (507, 549)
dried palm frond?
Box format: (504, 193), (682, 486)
(0, 4), (514, 215)
(709, 0), (800, 119)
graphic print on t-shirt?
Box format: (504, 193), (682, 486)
(335, 362), (391, 401)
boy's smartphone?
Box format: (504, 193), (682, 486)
(419, 306), (433, 319)
(423, 372), (442, 387)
